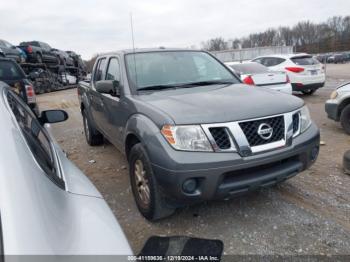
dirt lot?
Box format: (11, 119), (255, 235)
(37, 64), (350, 255)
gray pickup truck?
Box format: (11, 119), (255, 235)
(78, 48), (320, 221)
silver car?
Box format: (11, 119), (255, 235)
(0, 82), (132, 260)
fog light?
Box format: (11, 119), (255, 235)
(311, 146), (319, 161)
(182, 179), (197, 194)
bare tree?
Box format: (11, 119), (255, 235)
(202, 37), (228, 51)
(201, 15), (350, 54)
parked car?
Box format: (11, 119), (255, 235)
(66, 51), (87, 72)
(225, 62), (292, 94)
(0, 39), (22, 63)
(327, 54), (347, 64)
(0, 57), (38, 115)
(52, 49), (74, 67)
(78, 48), (320, 221)
(252, 53), (325, 95)
(0, 83), (132, 257)
(18, 41), (58, 64)
(325, 82), (350, 134)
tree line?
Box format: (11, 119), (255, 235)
(202, 15), (350, 53)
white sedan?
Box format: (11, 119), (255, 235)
(252, 53), (325, 95)
(225, 62), (292, 95)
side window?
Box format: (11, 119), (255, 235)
(105, 57), (121, 81)
(6, 91), (65, 188)
(3, 40), (12, 48)
(264, 57), (285, 67)
(94, 58), (106, 82)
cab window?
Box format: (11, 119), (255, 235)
(94, 58), (106, 82)
(105, 57), (121, 81)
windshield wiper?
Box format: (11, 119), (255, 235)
(137, 84), (180, 91)
(137, 81), (234, 91)
(175, 80), (235, 87)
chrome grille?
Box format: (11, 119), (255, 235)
(239, 116), (285, 147)
(209, 127), (231, 149)
(292, 113), (300, 134)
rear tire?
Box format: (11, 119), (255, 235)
(83, 110), (103, 146)
(302, 89), (316, 95)
(340, 104), (350, 135)
(129, 143), (175, 221)
(36, 53), (43, 63)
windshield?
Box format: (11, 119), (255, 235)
(125, 51), (239, 90)
(230, 63), (269, 75)
(291, 56), (320, 65)
(0, 61), (25, 80)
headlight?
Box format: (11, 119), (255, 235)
(161, 125), (213, 152)
(300, 105), (312, 133)
(330, 91), (338, 99)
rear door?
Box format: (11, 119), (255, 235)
(90, 57), (108, 134)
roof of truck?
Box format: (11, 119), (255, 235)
(100, 47), (201, 56)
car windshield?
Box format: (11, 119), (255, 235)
(291, 56), (320, 65)
(229, 63), (269, 75)
(0, 61), (25, 80)
(125, 51), (239, 90)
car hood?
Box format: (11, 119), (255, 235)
(138, 84), (304, 124)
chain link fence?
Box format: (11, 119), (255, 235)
(211, 46), (294, 62)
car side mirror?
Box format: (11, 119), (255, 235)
(39, 110), (68, 125)
(11, 45), (17, 49)
(96, 80), (120, 97)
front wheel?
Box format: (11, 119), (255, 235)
(129, 143), (175, 221)
(340, 104), (350, 135)
(302, 89), (316, 95)
(82, 110), (103, 146)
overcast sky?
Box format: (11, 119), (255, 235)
(1, 0), (349, 59)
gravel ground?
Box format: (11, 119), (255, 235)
(37, 64), (350, 256)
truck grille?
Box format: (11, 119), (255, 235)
(239, 116), (285, 147)
(292, 113), (300, 134)
(209, 127), (231, 149)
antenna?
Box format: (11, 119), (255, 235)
(130, 13), (138, 86)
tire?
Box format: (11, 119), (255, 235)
(129, 143), (175, 221)
(82, 110), (103, 146)
(340, 104), (350, 135)
(36, 53), (43, 63)
(302, 89), (316, 95)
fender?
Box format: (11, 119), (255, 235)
(124, 113), (174, 165)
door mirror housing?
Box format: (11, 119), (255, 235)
(39, 110), (68, 125)
(96, 80), (120, 97)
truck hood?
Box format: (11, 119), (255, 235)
(138, 84), (304, 124)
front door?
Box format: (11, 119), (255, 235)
(100, 56), (126, 150)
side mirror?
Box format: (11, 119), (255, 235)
(11, 46), (17, 49)
(96, 80), (120, 97)
(39, 110), (68, 125)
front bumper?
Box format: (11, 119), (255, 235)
(325, 100), (339, 121)
(149, 123), (320, 205)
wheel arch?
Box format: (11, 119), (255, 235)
(124, 114), (164, 162)
(338, 97), (350, 119)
